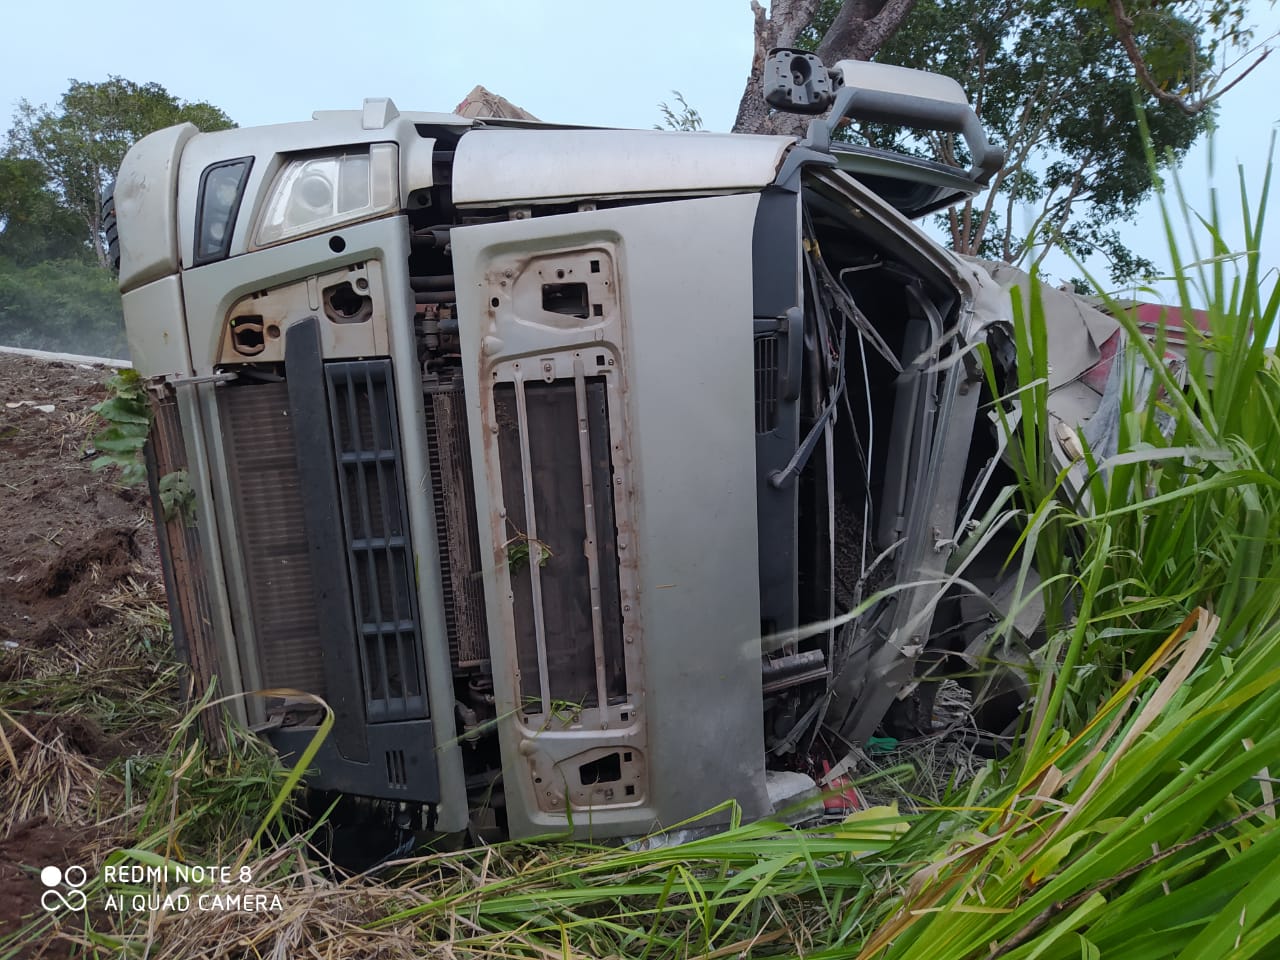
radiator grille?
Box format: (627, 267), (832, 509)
(424, 373), (490, 669)
(493, 378), (626, 712)
(219, 382), (328, 698)
(755, 334), (778, 434)
(147, 394), (223, 748)
(326, 361), (428, 722)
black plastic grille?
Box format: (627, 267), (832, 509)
(755, 334), (779, 434)
(326, 360), (428, 722)
(385, 749), (408, 789)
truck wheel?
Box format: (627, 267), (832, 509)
(102, 183), (120, 274)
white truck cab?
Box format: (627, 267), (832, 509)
(109, 52), (1114, 853)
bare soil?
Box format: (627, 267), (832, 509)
(0, 354), (157, 649)
(0, 352), (164, 941)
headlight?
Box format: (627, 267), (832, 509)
(253, 143), (399, 248)
(194, 157), (253, 265)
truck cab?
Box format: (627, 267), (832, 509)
(111, 53), (1054, 845)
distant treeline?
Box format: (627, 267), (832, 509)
(0, 257), (127, 359)
(1, 78), (233, 358)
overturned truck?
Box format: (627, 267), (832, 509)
(108, 52), (1123, 844)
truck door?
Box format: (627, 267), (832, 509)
(450, 194), (771, 839)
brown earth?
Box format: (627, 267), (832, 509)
(0, 352), (165, 943)
(0, 353), (158, 649)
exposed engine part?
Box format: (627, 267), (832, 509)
(761, 650), (828, 694)
(411, 225), (453, 249)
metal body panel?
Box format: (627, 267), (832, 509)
(173, 115), (460, 268)
(115, 123), (198, 292)
(121, 275), (193, 379)
(378, 222), (471, 832)
(451, 129), (792, 206)
(177, 216), (470, 827)
(973, 260), (1121, 387)
(216, 261), (391, 366)
(174, 383), (249, 728)
(452, 193), (770, 838)
(195, 382), (266, 725)
(181, 216), (402, 375)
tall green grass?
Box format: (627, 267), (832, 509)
(845, 143), (1280, 958)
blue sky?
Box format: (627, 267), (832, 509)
(3, 0), (1276, 299)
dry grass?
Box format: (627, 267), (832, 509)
(0, 709), (106, 832)
(0, 579), (180, 838)
(32, 808), (907, 960)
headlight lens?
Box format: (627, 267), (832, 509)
(194, 157), (253, 265)
(253, 143), (399, 248)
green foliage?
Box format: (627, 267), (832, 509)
(853, 141), (1280, 958)
(897, 1), (1208, 280)
(5, 77), (235, 266)
(1081, 0), (1261, 95)
(0, 157), (88, 264)
(506, 535), (552, 573)
(126, 698), (300, 859)
(0, 255), (126, 356)
(91, 368), (151, 485)
(800, 0), (1242, 283)
(0, 77), (233, 355)
(1008, 129), (1279, 717)
(158, 469), (195, 524)
(655, 91), (705, 131)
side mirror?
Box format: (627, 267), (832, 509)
(764, 50), (836, 115)
(762, 49), (1005, 186)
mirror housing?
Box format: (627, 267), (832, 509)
(762, 49), (1005, 186)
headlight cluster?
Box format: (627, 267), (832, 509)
(253, 143), (399, 248)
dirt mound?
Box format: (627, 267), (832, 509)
(14, 527), (141, 644)
(0, 353), (159, 649)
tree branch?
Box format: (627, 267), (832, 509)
(816, 0), (918, 64)
(1030, 169), (1084, 271)
(732, 0), (825, 133)
(1106, 0), (1271, 117)
(733, 0), (918, 134)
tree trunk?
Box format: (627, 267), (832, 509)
(732, 0), (919, 135)
(87, 182), (106, 268)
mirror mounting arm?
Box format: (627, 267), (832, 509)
(764, 48), (1005, 187)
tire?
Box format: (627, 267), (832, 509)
(101, 182), (120, 274)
